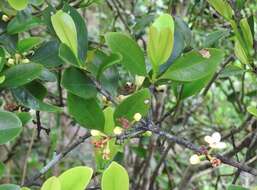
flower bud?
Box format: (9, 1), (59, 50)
(2, 15), (10, 22)
(21, 58), (30, 64)
(189, 154), (200, 165)
(133, 113), (142, 122)
(7, 58), (15, 65)
(90, 130), (101, 137)
(113, 127), (123, 135)
(143, 131), (152, 137)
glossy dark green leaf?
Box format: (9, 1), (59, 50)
(59, 43), (81, 67)
(105, 32), (146, 76)
(62, 67), (96, 99)
(161, 48), (224, 82)
(0, 47), (5, 72)
(31, 40), (63, 68)
(0, 111), (22, 145)
(0, 184), (20, 190)
(0, 63), (43, 88)
(63, 4), (88, 62)
(7, 11), (42, 34)
(67, 93), (104, 131)
(12, 88), (61, 112)
(17, 37), (43, 53)
(114, 88), (150, 123)
(96, 52), (122, 80)
(38, 68), (57, 82)
(25, 81), (47, 100)
(174, 74), (213, 99)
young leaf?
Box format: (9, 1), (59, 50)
(41, 176), (61, 190)
(7, 0), (28, 10)
(67, 93), (105, 131)
(147, 14), (174, 76)
(51, 10), (78, 56)
(105, 32), (146, 76)
(63, 4), (88, 62)
(101, 162), (129, 190)
(0, 111), (22, 145)
(247, 106), (257, 118)
(234, 38), (248, 65)
(17, 37), (43, 53)
(58, 166), (93, 190)
(0, 63), (43, 88)
(239, 18), (253, 54)
(207, 0), (234, 20)
(61, 67), (97, 99)
(114, 88), (151, 123)
(160, 48), (224, 82)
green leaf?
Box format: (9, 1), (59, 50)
(234, 38), (248, 65)
(12, 87), (61, 113)
(16, 112), (32, 126)
(62, 67), (96, 99)
(114, 88), (150, 123)
(202, 29), (229, 47)
(31, 41), (63, 68)
(38, 68), (57, 82)
(239, 18), (253, 54)
(147, 14), (174, 76)
(0, 63), (43, 88)
(247, 106), (257, 118)
(67, 93), (105, 131)
(51, 10), (78, 56)
(174, 73), (213, 99)
(58, 166), (93, 190)
(59, 43), (81, 67)
(63, 4), (88, 62)
(7, 0), (28, 10)
(96, 53), (122, 80)
(219, 65), (245, 78)
(0, 184), (20, 190)
(0, 111), (22, 145)
(207, 0), (234, 20)
(17, 37), (43, 53)
(0, 47), (5, 72)
(7, 12), (42, 34)
(160, 48), (224, 82)
(227, 185), (249, 190)
(21, 188), (30, 190)
(105, 32), (146, 76)
(41, 176), (61, 190)
(0, 162), (5, 178)
(101, 162), (129, 190)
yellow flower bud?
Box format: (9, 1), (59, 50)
(90, 130), (101, 137)
(7, 58), (15, 65)
(143, 131), (152, 137)
(15, 53), (22, 61)
(2, 15), (10, 22)
(133, 113), (142, 122)
(21, 58), (30, 64)
(113, 127), (123, 135)
(189, 154), (201, 165)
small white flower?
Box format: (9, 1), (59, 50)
(133, 113), (142, 122)
(2, 15), (10, 22)
(7, 58), (15, 65)
(21, 58), (30, 64)
(189, 154), (201, 165)
(204, 132), (226, 149)
(113, 127), (123, 135)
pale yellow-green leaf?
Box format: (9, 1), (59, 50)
(240, 18), (253, 54)
(147, 14), (174, 77)
(247, 106), (257, 118)
(58, 166), (93, 190)
(234, 38), (248, 65)
(8, 0), (28, 10)
(51, 10), (78, 56)
(21, 188), (31, 190)
(41, 176), (61, 190)
(207, 0), (233, 20)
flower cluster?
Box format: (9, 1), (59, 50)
(189, 132), (226, 167)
